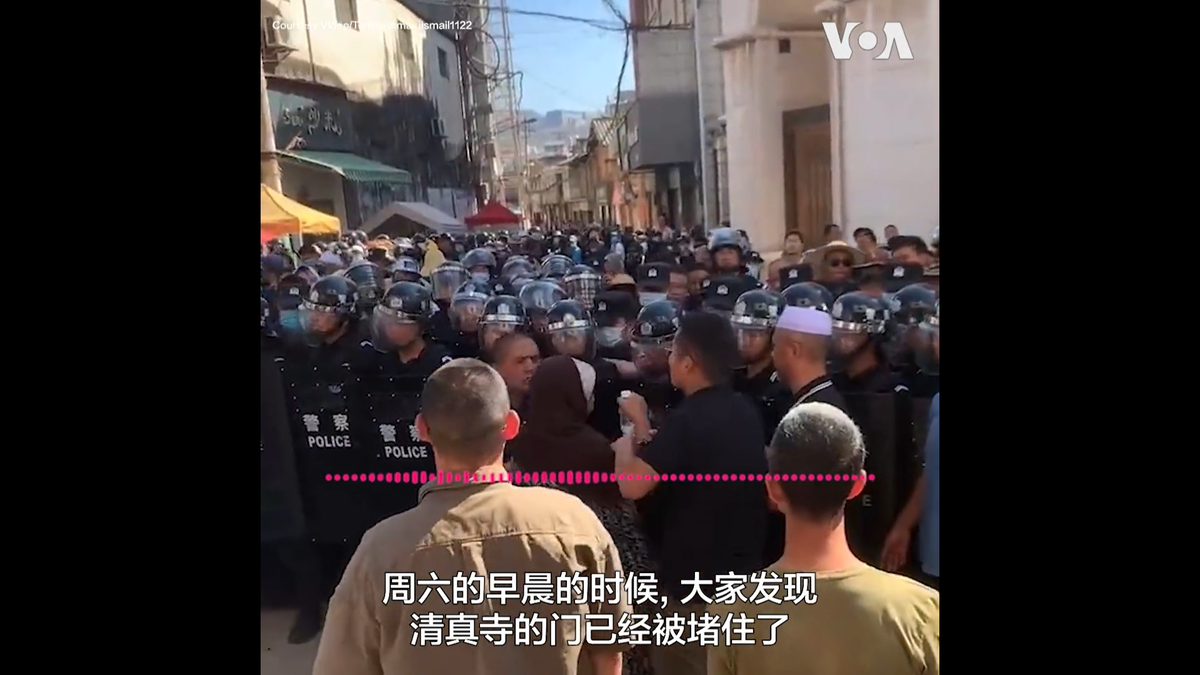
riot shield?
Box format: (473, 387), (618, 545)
(842, 393), (902, 565)
(261, 352), (306, 543)
(279, 357), (374, 543)
(351, 374), (436, 526)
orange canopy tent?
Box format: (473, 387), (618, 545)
(464, 200), (520, 227)
(260, 184), (341, 241)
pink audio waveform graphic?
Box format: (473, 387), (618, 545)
(323, 471), (876, 484)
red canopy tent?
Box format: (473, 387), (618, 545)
(465, 200), (521, 227)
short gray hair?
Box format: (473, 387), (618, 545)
(768, 402), (866, 519)
(420, 359), (510, 461)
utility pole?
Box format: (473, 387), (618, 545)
(259, 53), (283, 192)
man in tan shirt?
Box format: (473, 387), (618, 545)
(707, 402), (939, 675)
(314, 359), (628, 675)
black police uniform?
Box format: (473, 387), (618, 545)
(887, 283), (940, 398)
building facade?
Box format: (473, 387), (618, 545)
(629, 0), (702, 231)
(693, 0), (728, 226)
(711, 0), (938, 256)
(261, 0), (477, 229)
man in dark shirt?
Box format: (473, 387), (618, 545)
(771, 306), (848, 411)
(614, 312), (768, 675)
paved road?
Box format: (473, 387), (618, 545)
(261, 610), (319, 675)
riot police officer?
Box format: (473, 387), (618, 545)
(442, 279), (492, 358)
(630, 299), (684, 422)
(782, 280), (834, 312)
(730, 289), (791, 427)
(462, 248), (497, 283)
(500, 255), (536, 282)
(544, 299), (595, 360)
(563, 265), (602, 309)
(390, 255), (423, 285)
(540, 254), (573, 280)
(427, 262), (470, 348)
(518, 279), (567, 356)
(708, 227), (748, 275)
(367, 282), (451, 376)
(886, 283), (940, 397)
(478, 295), (528, 358)
(345, 261), (383, 318)
(830, 291), (907, 395)
(297, 275), (361, 370)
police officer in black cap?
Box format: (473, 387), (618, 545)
(478, 295), (528, 358)
(830, 291), (908, 395)
(636, 262), (673, 307)
(702, 275), (759, 319)
(273, 273), (310, 346)
(777, 262), (815, 291)
(593, 290), (640, 361)
(365, 282), (451, 376)
(886, 283), (940, 397)
(297, 275), (361, 371)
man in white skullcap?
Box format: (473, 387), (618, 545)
(771, 306), (847, 410)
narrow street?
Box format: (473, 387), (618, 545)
(260, 610), (318, 675)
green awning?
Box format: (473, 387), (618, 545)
(280, 150), (413, 184)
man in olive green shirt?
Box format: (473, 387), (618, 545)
(707, 402), (939, 675)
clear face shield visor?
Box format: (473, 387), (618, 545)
(370, 306), (422, 352)
(450, 293), (488, 332)
(431, 268), (470, 301)
(298, 302), (347, 343)
(732, 325), (772, 363)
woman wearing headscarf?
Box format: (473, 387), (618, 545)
(507, 355), (655, 675)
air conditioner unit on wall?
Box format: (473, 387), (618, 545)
(261, 16), (297, 63)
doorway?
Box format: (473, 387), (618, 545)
(782, 106), (833, 246)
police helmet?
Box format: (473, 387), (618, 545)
(564, 265), (602, 308)
(462, 247), (497, 273)
(390, 255), (421, 281)
(518, 279), (567, 315)
(731, 289), (784, 330)
(276, 274), (310, 309)
(501, 256), (537, 281)
(781, 281), (834, 313)
(430, 262), (470, 302)
(888, 283), (938, 327)
(830, 292), (888, 336)
(345, 261), (382, 309)
(540, 255), (573, 279)
(546, 299), (592, 332)
(708, 227), (743, 253)
(377, 282), (433, 323)
(303, 275), (358, 315)
(631, 300), (680, 345)
(294, 265), (320, 286)
(449, 279), (492, 333)
(480, 295), (527, 327)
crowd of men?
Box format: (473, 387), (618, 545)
(260, 222), (941, 675)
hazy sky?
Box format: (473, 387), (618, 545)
(504, 0), (632, 113)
